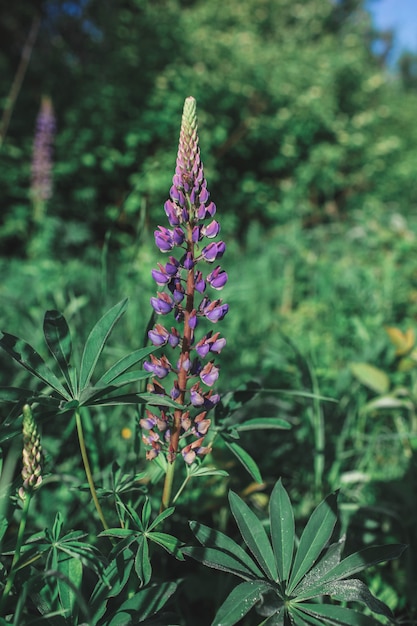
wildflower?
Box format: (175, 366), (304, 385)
(144, 97), (228, 463)
(18, 405), (43, 500)
(31, 96), (55, 220)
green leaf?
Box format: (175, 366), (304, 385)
(147, 506), (176, 532)
(235, 418), (292, 431)
(135, 536), (152, 586)
(43, 310), (76, 396)
(222, 438), (263, 483)
(79, 298), (128, 391)
(288, 492), (338, 594)
(0, 332), (71, 400)
(294, 602), (382, 625)
(270, 479), (294, 584)
(0, 387), (38, 402)
(96, 346), (157, 385)
(182, 545), (260, 580)
(86, 391), (185, 409)
(104, 581), (177, 625)
(229, 491), (278, 582)
(148, 531), (184, 560)
(188, 520), (263, 578)
(211, 580), (273, 626)
(56, 555), (83, 620)
(322, 579), (393, 618)
(99, 528), (135, 539)
(350, 362), (390, 394)
(90, 548), (134, 622)
(294, 536), (346, 595)
(303, 544), (407, 593)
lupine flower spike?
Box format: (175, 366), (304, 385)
(143, 97), (228, 470)
(18, 404), (43, 501)
(31, 95), (55, 221)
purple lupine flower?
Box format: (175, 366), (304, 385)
(151, 292), (174, 315)
(143, 97), (229, 464)
(31, 96), (55, 217)
(200, 361), (219, 386)
(148, 323), (170, 346)
(207, 266), (228, 290)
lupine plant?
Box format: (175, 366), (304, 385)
(0, 97), (407, 624)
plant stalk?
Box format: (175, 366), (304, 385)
(75, 409), (109, 530)
(0, 492), (32, 614)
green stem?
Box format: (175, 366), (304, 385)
(75, 409), (109, 530)
(160, 459), (176, 512)
(0, 492), (32, 614)
(172, 470), (191, 505)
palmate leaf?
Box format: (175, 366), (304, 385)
(287, 492), (338, 594)
(0, 332), (71, 400)
(270, 479), (294, 584)
(79, 298), (128, 392)
(187, 520), (263, 579)
(182, 544), (261, 581)
(229, 491), (278, 582)
(43, 310), (76, 396)
(212, 580), (273, 626)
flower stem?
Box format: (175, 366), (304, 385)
(75, 409), (109, 530)
(161, 459), (176, 511)
(0, 492), (32, 614)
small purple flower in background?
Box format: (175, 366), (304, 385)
(143, 97), (229, 464)
(31, 96), (56, 220)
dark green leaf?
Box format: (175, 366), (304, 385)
(300, 544), (407, 595)
(288, 492), (338, 593)
(295, 602), (382, 625)
(135, 536), (152, 586)
(89, 548), (134, 622)
(104, 581), (177, 625)
(79, 298), (128, 391)
(211, 580), (273, 626)
(183, 545), (260, 580)
(294, 536), (346, 595)
(222, 438), (263, 483)
(0, 332), (71, 400)
(270, 479), (294, 584)
(0, 387), (38, 403)
(43, 310), (75, 396)
(56, 556), (83, 620)
(148, 531), (184, 560)
(147, 506), (175, 532)
(322, 579), (393, 618)
(229, 491), (278, 582)
(189, 520), (263, 578)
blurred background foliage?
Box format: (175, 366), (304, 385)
(2, 0), (417, 620)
